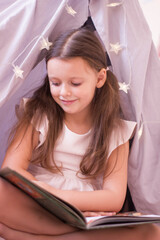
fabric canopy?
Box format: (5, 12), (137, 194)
(0, 0), (160, 215)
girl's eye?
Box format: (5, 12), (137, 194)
(50, 82), (60, 86)
(72, 82), (81, 86)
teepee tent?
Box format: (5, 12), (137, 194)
(0, 0), (160, 215)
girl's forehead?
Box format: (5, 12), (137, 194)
(47, 57), (88, 65)
(47, 57), (94, 74)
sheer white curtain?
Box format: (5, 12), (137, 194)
(0, 0), (160, 215)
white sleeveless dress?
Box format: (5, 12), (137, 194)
(28, 113), (136, 192)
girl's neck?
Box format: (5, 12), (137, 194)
(64, 110), (92, 135)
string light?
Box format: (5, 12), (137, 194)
(11, 35), (53, 80)
(109, 42), (123, 55)
(138, 123), (143, 139)
(107, 1), (132, 94)
(11, 3), (76, 80)
(40, 37), (52, 50)
(12, 64), (24, 79)
(65, 3), (77, 17)
(118, 82), (130, 93)
(106, 2), (123, 7)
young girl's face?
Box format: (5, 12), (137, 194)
(47, 57), (105, 117)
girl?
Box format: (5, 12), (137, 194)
(0, 27), (154, 240)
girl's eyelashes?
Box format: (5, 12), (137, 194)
(49, 80), (81, 87)
(72, 82), (81, 86)
(50, 81), (60, 86)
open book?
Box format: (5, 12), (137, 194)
(0, 167), (160, 230)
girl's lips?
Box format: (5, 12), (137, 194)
(60, 99), (77, 105)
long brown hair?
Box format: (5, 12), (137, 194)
(11, 28), (123, 178)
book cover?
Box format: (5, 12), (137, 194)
(1, 167), (160, 230)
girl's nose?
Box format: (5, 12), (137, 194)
(60, 84), (71, 97)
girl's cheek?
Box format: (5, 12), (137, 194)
(50, 89), (59, 97)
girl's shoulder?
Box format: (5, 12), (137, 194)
(108, 120), (137, 158)
(119, 119), (137, 139)
(19, 98), (49, 146)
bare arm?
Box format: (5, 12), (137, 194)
(1, 123), (39, 180)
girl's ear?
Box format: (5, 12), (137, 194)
(96, 68), (107, 88)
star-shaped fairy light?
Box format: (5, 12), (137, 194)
(138, 124), (143, 139)
(12, 65), (24, 79)
(40, 37), (52, 50)
(118, 82), (130, 93)
(65, 4), (77, 17)
(107, 2), (123, 7)
(110, 42), (123, 55)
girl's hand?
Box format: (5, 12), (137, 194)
(83, 211), (116, 217)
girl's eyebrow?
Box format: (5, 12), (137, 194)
(48, 76), (85, 81)
(70, 77), (85, 81)
(48, 76), (60, 80)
